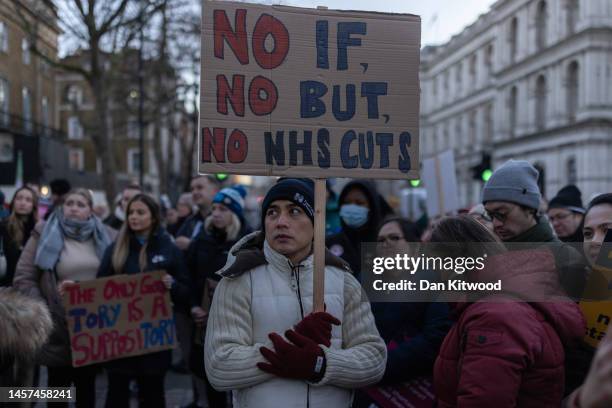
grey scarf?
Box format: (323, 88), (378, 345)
(35, 209), (111, 271)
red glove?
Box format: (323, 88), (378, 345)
(257, 330), (326, 381)
(294, 312), (341, 347)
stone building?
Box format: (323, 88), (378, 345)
(420, 0), (612, 206)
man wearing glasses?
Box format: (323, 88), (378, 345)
(481, 160), (586, 299)
(548, 185), (585, 243)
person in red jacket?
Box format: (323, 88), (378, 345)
(429, 216), (586, 407)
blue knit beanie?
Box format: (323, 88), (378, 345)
(213, 185), (247, 219)
(482, 160), (542, 210)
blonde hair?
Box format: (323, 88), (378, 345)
(112, 194), (161, 273)
(64, 188), (94, 209)
(204, 212), (241, 242)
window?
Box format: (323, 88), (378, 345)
(0, 21), (8, 53)
(509, 18), (518, 62)
(536, 1), (548, 51)
(0, 78), (8, 126)
(443, 122), (450, 150)
(456, 62), (463, 96)
(567, 0), (579, 35)
(469, 110), (477, 145)
(567, 61), (579, 123)
(432, 76), (438, 102)
(127, 115), (139, 139)
(444, 70), (450, 95)
(567, 157), (577, 185)
(69, 148), (84, 171)
(534, 163), (546, 197)
(67, 116), (83, 140)
(509, 86), (518, 136)
(454, 116), (462, 149)
(22, 87), (32, 134)
(21, 38), (30, 65)
(485, 45), (494, 77)
(470, 54), (477, 87)
(128, 149), (141, 174)
(536, 75), (547, 131)
(484, 104), (493, 142)
(66, 85), (83, 106)
(41, 96), (49, 135)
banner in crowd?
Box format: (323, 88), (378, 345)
(62, 271), (176, 367)
(199, 0), (421, 179)
(580, 237), (612, 348)
(422, 150), (460, 217)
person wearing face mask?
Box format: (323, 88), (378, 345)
(0, 186), (38, 287)
(13, 188), (115, 408)
(326, 180), (393, 278)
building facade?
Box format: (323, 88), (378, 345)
(0, 0), (64, 188)
(56, 50), (187, 199)
(420, 0), (612, 207)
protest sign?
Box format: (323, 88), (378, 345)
(199, 0), (421, 179)
(422, 150), (460, 217)
(62, 271), (176, 367)
(580, 231), (612, 348)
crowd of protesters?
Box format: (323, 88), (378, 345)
(0, 161), (611, 408)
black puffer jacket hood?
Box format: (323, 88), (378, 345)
(338, 179), (393, 242)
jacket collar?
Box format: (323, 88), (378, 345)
(219, 231), (351, 279)
(506, 216), (559, 243)
(263, 239), (313, 273)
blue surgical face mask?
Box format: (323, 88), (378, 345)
(340, 204), (370, 228)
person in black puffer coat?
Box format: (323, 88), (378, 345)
(326, 180), (393, 279)
(97, 194), (192, 408)
(0, 186), (38, 287)
(185, 185), (251, 408)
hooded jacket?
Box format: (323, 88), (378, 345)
(505, 216), (587, 300)
(204, 231), (387, 408)
(185, 217), (251, 307)
(0, 287), (53, 386)
(326, 180), (393, 277)
(434, 250), (586, 408)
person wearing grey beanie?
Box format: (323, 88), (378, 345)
(482, 160), (542, 242)
(483, 160), (589, 396)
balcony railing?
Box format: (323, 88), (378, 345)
(0, 110), (65, 139)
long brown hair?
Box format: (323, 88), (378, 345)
(112, 194), (161, 273)
(7, 186), (39, 247)
(430, 215), (507, 259)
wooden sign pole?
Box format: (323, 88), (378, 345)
(313, 178), (326, 312)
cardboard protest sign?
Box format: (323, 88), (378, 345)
(62, 271), (176, 367)
(422, 150), (460, 217)
(199, 0), (421, 179)
(579, 232), (612, 348)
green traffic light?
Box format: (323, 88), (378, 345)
(410, 179), (421, 187)
(216, 173), (229, 181)
(482, 169), (493, 182)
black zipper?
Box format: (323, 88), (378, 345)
(290, 262), (309, 408)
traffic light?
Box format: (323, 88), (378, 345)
(215, 173), (229, 182)
(409, 179), (421, 187)
(471, 153), (492, 182)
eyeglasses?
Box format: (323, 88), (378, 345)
(377, 234), (405, 244)
(548, 212), (572, 223)
(485, 206), (518, 223)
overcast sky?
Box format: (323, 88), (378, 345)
(268, 0), (498, 46)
